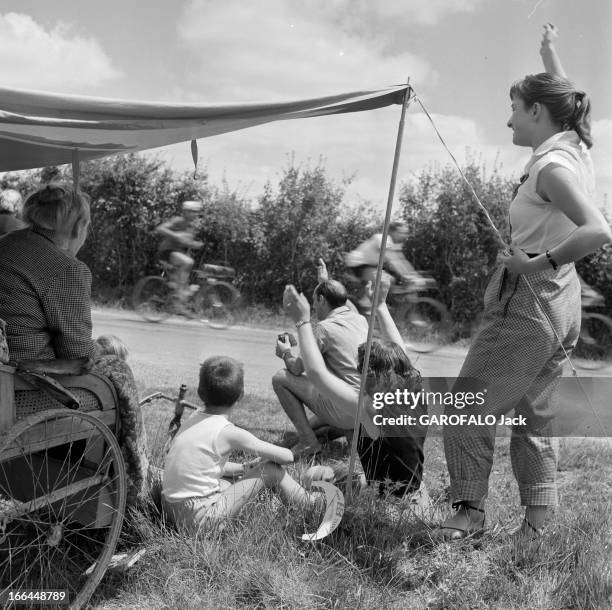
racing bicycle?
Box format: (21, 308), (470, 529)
(343, 271), (451, 354)
(132, 262), (240, 329)
(574, 289), (612, 370)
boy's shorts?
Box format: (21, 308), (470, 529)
(162, 493), (221, 532)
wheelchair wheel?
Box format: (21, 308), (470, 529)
(132, 276), (172, 323)
(574, 313), (612, 370)
(195, 282), (239, 330)
(0, 409), (127, 609)
(401, 297), (451, 353)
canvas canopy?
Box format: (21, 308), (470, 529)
(0, 84), (408, 172)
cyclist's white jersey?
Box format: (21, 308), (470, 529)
(345, 233), (403, 267)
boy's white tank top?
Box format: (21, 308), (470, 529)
(162, 412), (233, 501)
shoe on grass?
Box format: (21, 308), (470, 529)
(290, 440), (322, 458)
(435, 501), (485, 540)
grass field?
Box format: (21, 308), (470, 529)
(88, 383), (612, 610)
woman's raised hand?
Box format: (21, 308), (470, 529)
(283, 285), (311, 324)
(365, 275), (391, 306)
(541, 22), (558, 45)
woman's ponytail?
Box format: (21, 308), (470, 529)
(571, 90), (593, 149)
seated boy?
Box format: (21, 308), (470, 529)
(162, 356), (315, 533)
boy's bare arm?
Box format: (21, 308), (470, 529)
(222, 426), (294, 464)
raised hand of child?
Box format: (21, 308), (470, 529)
(365, 276), (391, 305)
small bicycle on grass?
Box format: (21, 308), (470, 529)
(132, 262), (240, 329)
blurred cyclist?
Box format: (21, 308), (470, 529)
(156, 200), (204, 301)
(345, 221), (424, 310)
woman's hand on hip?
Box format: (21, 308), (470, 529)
(499, 246), (531, 274)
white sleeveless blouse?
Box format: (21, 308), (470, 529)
(509, 131), (595, 253)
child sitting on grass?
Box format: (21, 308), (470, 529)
(162, 356), (315, 533)
(95, 334), (129, 361)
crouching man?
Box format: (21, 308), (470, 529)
(272, 278), (368, 456)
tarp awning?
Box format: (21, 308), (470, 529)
(0, 84), (408, 171)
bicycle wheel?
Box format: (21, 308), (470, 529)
(0, 409), (127, 609)
(194, 282), (238, 329)
(132, 276), (172, 323)
(401, 297), (451, 353)
(574, 313), (612, 370)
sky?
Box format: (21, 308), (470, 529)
(0, 0), (610, 210)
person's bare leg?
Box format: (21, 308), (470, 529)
(169, 252), (194, 301)
(308, 414), (328, 430)
(208, 462), (313, 519)
(259, 461), (313, 507)
(271, 370), (322, 451)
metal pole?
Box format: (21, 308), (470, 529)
(345, 79), (413, 504)
(72, 149), (80, 190)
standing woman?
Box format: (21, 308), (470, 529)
(439, 25), (611, 539)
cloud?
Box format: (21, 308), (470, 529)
(153, 106), (523, 211)
(591, 119), (612, 207)
(0, 13), (120, 91)
(344, 0), (487, 26)
(177, 0), (436, 101)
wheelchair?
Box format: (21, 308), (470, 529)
(0, 358), (127, 609)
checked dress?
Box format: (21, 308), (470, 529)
(444, 131), (591, 507)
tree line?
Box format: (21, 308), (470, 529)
(1, 153), (610, 337)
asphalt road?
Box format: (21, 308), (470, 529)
(92, 308), (473, 399)
(93, 309), (612, 436)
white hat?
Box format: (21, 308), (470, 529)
(0, 189), (22, 214)
(182, 200), (203, 212)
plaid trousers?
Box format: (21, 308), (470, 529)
(444, 263), (581, 506)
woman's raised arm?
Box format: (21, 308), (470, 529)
(282, 285), (358, 410)
(540, 23), (567, 78)
(367, 277), (408, 355)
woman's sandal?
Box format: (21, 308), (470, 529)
(512, 518), (543, 541)
(436, 501), (486, 540)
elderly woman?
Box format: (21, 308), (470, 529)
(0, 183), (147, 503)
(0, 188), (26, 237)
(0, 184), (95, 361)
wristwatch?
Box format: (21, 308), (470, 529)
(545, 250), (558, 270)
